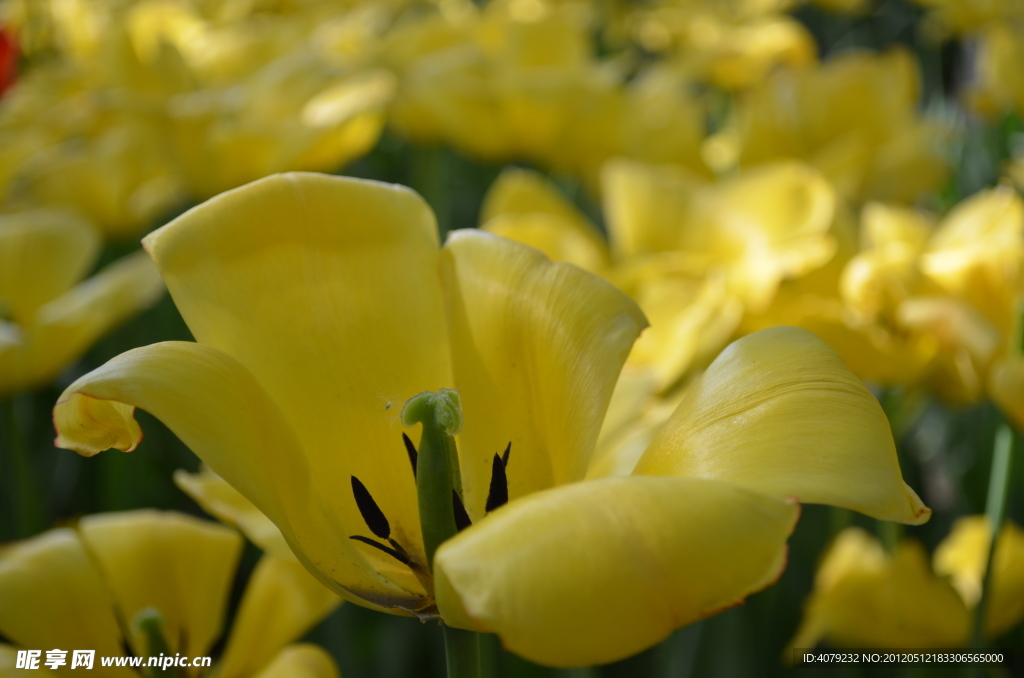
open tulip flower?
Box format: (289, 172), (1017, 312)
(789, 518), (1024, 651)
(54, 172), (929, 668)
(0, 510), (341, 678)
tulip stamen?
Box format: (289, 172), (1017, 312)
(484, 443), (511, 513)
(403, 432), (418, 478)
(349, 535), (413, 565)
(351, 475), (391, 540)
(452, 489), (471, 532)
(349, 475), (432, 577)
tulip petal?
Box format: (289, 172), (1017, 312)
(78, 511), (243, 659)
(480, 168), (607, 272)
(682, 163), (836, 311)
(789, 529), (970, 651)
(143, 173), (449, 564)
(0, 250), (165, 395)
(0, 530), (127, 665)
(0, 209), (99, 323)
(218, 555), (341, 678)
(252, 645), (340, 678)
(480, 168), (595, 239)
(601, 158), (701, 259)
(440, 231), (647, 516)
(53, 341), (431, 614)
(174, 466), (292, 557)
(933, 516), (1024, 638)
(434, 476), (798, 667)
(990, 357), (1024, 432)
(636, 327), (929, 524)
(483, 213), (607, 274)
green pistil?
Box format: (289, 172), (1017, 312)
(132, 608), (185, 678)
(402, 389), (464, 570)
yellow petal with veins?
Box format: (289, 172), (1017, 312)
(53, 342), (430, 614)
(143, 172), (452, 586)
(218, 555), (341, 678)
(440, 230), (646, 516)
(174, 466), (291, 557)
(636, 327), (929, 524)
(933, 516), (1024, 638)
(252, 645), (340, 678)
(434, 476), (798, 668)
(0, 530), (128, 668)
(78, 510), (242, 659)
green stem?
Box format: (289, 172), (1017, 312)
(2, 395), (42, 537)
(444, 625), (481, 678)
(878, 519), (903, 555)
(969, 424), (1015, 651)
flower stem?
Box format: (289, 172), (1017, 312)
(443, 625), (481, 678)
(969, 423), (1015, 650)
(2, 395), (42, 537)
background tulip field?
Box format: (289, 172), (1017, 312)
(1, 0), (1024, 676)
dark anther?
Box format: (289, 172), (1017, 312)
(485, 451), (509, 512)
(452, 490), (472, 532)
(351, 476), (390, 540)
(402, 433), (418, 478)
(349, 535), (411, 565)
(501, 441), (511, 468)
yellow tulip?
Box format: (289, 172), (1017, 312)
(479, 166), (609, 274)
(479, 164), (742, 391)
(0, 209), (164, 395)
(791, 518), (1024, 651)
(967, 21), (1024, 118)
(19, 122), (184, 240)
(480, 161), (843, 391)
(910, 0), (1023, 38)
(630, 7), (816, 90)
(54, 173), (927, 667)
(990, 355), (1024, 431)
(919, 186), (1023, 335)
(0, 510), (341, 678)
(167, 53), (393, 200)
(788, 527), (971, 651)
(729, 49), (949, 204)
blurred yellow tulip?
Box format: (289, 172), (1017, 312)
(0, 209), (164, 395)
(791, 518), (1024, 651)
(788, 527), (971, 651)
(920, 186), (1023, 335)
(0, 510), (341, 678)
(54, 173), (926, 667)
(19, 122), (183, 239)
(729, 49), (949, 204)
(167, 52), (393, 199)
